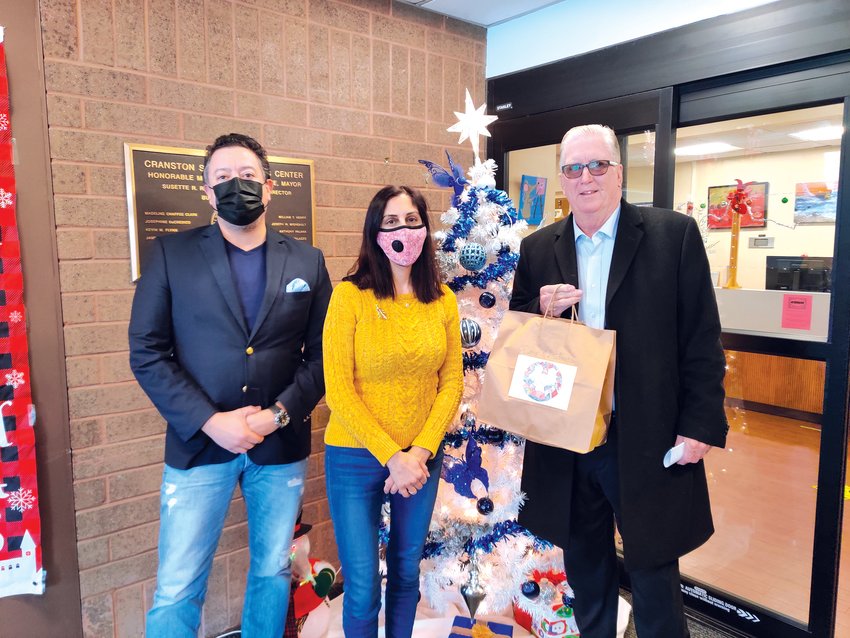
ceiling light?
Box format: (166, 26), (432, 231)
(674, 142), (742, 156)
(789, 126), (844, 141)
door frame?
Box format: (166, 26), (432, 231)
(493, 87), (676, 208)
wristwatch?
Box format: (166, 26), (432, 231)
(269, 404), (291, 429)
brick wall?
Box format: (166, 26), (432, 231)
(38, 0), (485, 635)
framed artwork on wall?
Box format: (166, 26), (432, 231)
(519, 174), (547, 225)
(707, 182), (768, 229)
(794, 181), (838, 224)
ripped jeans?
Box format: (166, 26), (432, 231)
(146, 455), (307, 638)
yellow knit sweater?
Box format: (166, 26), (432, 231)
(323, 281), (464, 466)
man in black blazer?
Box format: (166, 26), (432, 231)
(129, 133), (331, 638)
(511, 125), (727, 638)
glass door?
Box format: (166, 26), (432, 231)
(492, 88), (675, 208)
(670, 79), (850, 638)
(672, 105), (843, 628)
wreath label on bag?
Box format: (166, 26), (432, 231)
(508, 354), (577, 411)
(479, 296), (615, 453)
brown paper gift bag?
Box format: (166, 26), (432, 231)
(478, 303), (616, 454)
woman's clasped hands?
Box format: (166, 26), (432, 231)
(384, 447), (431, 497)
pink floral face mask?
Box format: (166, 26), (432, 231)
(376, 224), (427, 267)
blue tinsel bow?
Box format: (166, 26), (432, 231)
(441, 436), (489, 499)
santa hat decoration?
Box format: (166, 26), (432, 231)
(293, 512), (313, 540)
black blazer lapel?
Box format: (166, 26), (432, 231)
(199, 225), (249, 337)
(554, 216), (579, 287)
(250, 231), (288, 340)
(606, 200), (644, 310)
(551, 216), (580, 317)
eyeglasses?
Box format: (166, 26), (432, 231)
(560, 159), (620, 179)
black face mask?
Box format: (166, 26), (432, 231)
(212, 177), (266, 226)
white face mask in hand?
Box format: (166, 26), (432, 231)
(663, 442), (686, 468)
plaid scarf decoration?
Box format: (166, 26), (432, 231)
(0, 25), (45, 598)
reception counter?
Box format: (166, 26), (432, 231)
(715, 288), (827, 418)
(714, 287), (830, 343)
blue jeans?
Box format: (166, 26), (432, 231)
(145, 455), (307, 638)
(325, 445), (443, 638)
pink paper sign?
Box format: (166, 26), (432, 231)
(781, 294), (813, 330)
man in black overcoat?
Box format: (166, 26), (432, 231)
(510, 125), (728, 637)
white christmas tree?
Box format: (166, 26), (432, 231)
(408, 90), (579, 632)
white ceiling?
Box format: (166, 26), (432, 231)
(531, 105), (844, 168)
(397, 0), (563, 27)
(631, 104), (845, 165)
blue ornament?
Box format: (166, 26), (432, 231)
(477, 496), (494, 515)
(479, 292), (496, 308)
(522, 581), (540, 599)
(481, 427), (504, 445)
(459, 242), (487, 271)
(460, 318), (482, 349)
(448, 247), (519, 292)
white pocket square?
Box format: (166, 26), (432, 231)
(285, 278), (310, 293)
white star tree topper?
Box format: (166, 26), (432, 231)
(447, 88), (498, 166)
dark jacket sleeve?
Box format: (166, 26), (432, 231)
(275, 250), (332, 421)
(509, 235), (543, 315)
(675, 217), (728, 448)
(128, 238), (218, 442)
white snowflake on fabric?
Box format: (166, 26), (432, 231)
(5, 369), (24, 389)
(8, 488), (35, 512)
(9, 311), (22, 323)
(0, 189), (13, 209)
(0, 113), (8, 131)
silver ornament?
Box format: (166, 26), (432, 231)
(460, 554), (486, 619)
(460, 318), (482, 349)
(462, 410), (476, 429)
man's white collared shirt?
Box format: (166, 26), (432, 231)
(575, 206), (621, 329)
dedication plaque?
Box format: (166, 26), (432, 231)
(124, 143), (316, 280)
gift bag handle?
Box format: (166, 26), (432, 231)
(542, 284), (579, 322)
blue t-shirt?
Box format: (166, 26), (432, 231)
(225, 241), (267, 331)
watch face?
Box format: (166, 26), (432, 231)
(275, 409), (290, 427)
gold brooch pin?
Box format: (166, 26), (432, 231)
(376, 304), (388, 320)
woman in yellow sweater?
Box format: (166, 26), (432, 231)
(323, 185), (463, 636)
